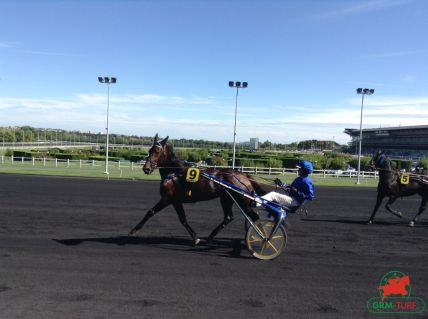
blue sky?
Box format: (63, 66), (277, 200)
(0, 0), (427, 144)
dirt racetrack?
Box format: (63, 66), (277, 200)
(0, 174), (427, 319)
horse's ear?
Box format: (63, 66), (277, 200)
(161, 136), (169, 146)
(153, 133), (159, 143)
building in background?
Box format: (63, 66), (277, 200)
(249, 138), (259, 150)
(344, 125), (428, 157)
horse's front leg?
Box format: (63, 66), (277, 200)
(410, 196), (427, 227)
(129, 197), (171, 236)
(367, 192), (385, 224)
(385, 196), (403, 218)
(172, 201), (200, 246)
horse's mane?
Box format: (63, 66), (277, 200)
(385, 157), (396, 170)
(166, 143), (176, 159)
(166, 144), (183, 167)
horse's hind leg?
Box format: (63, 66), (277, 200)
(410, 196), (427, 227)
(207, 194), (234, 243)
(172, 201), (200, 246)
(368, 193), (385, 224)
(129, 197), (170, 236)
(385, 196), (403, 219)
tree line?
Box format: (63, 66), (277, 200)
(1, 126), (342, 151)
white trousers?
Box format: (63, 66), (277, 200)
(261, 192), (300, 209)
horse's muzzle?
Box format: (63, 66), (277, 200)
(142, 159), (156, 174)
(143, 167), (153, 174)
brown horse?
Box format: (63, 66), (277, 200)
(129, 134), (264, 245)
(368, 150), (428, 226)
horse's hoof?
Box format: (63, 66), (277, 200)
(366, 219), (373, 225)
(396, 212), (403, 218)
(409, 221), (415, 227)
(193, 238), (201, 246)
(128, 230), (137, 236)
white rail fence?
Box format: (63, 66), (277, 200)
(0, 155), (140, 170)
(201, 165), (378, 179)
(0, 155), (379, 179)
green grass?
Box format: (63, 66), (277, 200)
(251, 174), (378, 187)
(0, 160), (160, 181)
(312, 175), (378, 187)
(0, 160), (378, 187)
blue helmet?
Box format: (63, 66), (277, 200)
(297, 160), (313, 174)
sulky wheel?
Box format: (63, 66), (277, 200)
(244, 208), (275, 233)
(245, 219), (287, 260)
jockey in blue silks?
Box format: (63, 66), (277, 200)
(261, 160), (315, 210)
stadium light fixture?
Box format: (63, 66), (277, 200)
(228, 81), (248, 169)
(356, 87), (375, 184)
(98, 76), (117, 176)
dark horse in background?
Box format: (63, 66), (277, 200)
(368, 150), (428, 226)
(129, 134), (265, 245)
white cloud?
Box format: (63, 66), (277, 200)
(76, 93), (220, 107)
(0, 97), (77, 110)
(1, 93), (427, 144)
(403, 75), (415, 82)
(22, 50), (81, 57)
(354, 96), (428, 108)
(0, 41), (79, 57)
(314, 0), (413, 19)
(357, 50), (425, 60)
(269, 96), (428, 127)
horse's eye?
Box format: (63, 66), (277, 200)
(149, 147), (159, 154)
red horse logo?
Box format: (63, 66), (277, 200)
(378, 275), (410, 301)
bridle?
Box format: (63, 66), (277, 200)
(145, 142), (164, 170)
(376, 154), (386, 166)
(370, 153), (387, 170)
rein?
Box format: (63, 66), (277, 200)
(145, 141), (276, 186)
(372, 161), (428, 182)
(145, 160), (277, 187)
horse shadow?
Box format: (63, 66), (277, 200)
(52, 235), (253, 259)
(301, 218), (428, 227)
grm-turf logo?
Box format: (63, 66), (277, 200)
(367, 270), (425, 314)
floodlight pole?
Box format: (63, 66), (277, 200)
(356, 88), (375, 184)
(232, 86), (239, 169)
(228, 81), (248, 169)
(98, 76), (117, 176)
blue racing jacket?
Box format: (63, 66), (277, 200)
(289, 175), (315, 204)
